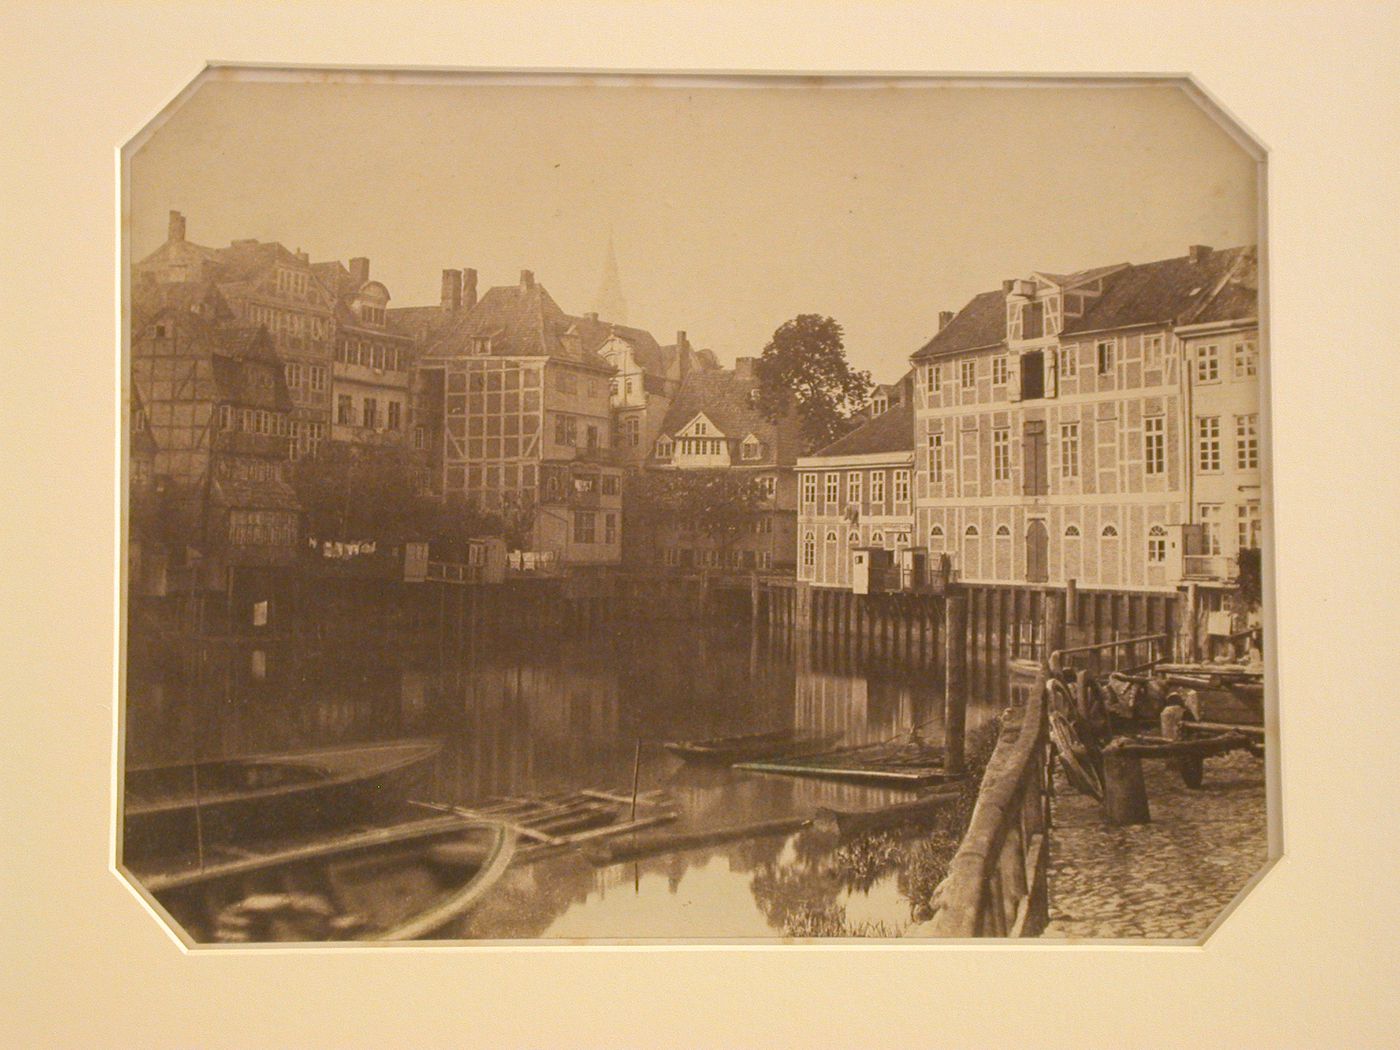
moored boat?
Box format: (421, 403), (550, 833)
(663, 728), (843, 765)
(122, 739), (443, 861)
(132, 815), (515, 943)
(814, 787), (963, 837)
(734, 736), (958, 787)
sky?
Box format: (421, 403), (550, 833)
(129, 77), (1259, 382)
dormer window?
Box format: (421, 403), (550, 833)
(871, 396), (888, 415)
(694, 421), (707, 436)
(276, 268), (308, 297)
(1021, 300), (1044, 339)
(472, 336), (491, 356)
(741, 435), (762, 460)
(361, 304), (385, 326)
(655, 436), (673, 459)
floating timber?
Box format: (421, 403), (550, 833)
(663, 728), (845, 765)
(734, 739), (961, 787)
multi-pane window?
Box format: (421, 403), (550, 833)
(1234, 340), (1258, 378)
(1144, 416), (1166, 476)
(742, 437), (761, 460)
(413, 425), (426, 450)
(626, 417), (640, 448)
(801, 473), (817, 506)
(802, 532), (815, 570)
(285, 362), (302, 388)
(1197, 416), (1222, 472)
(1199, 504), (1222, 555)
(219, 404), (233, 430)
(1147, 525), (1167, 564)
(847, 471), (862, 505)
(573, 511), (596, 544)
(309, 365), (327, 393)
(894, 470), (910, 503)
(992, 357), (1009, 385)
(928, 433), (943, 483)
(1196, 344), (1220, 383)
(363, 398), (379, 429)
(960, 360), (976, 388)
(1145, 334), (1164, 366)
(604, 513), (618, 546)
(993, 428), (1011, 482)
(655, 436), (672, 459)
(1060, 423), (1080, 478)
(870, 470), (886, 504)
(1235, 413), (1258, 469)
(601, 475), (619, 496)
(1058, 344), (1078, 379)
(337, 395), (354, 425)
(824, 472), (839, 508)
(555, 414), (577, 446)
(925, 364), (941, 396)
(387, 402), (402, 430)
(1237, 501), (1262, 550)
(757, 476), (776, 500)
(1096, 340), (1116, 375)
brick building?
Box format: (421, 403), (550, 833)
(911, 244), (1257, 593)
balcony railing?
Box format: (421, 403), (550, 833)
(1183, 554), (1235, 581)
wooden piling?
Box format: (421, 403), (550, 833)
(1102, 741), (1150, 825)
(943, 591), (968, 775)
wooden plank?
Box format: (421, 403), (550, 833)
(583, 816), (811, 866)
(408, 800), (566, 845)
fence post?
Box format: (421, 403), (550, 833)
(943, 591), (968, 775)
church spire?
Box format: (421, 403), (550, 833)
(592, 233), (628, 324)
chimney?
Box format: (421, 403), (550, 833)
(519, 269), (535, 291)
(441, 269), (462, 312)
(585, 312), (599, 323)
(349, 257), (370, 285)
(463, 268), (478, 310)
(1188, 244), (1213, 264)
(734, 356), (756, 380)
(168, 210), (186, 242)
(676, 330), (689, 351)
(1002, 279), (1016, 294)
(938, 310), (954, 331)
(295, 249), (309, 264)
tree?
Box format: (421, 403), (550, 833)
(754, 314), (873, 454)
(626, 470), (768, 562)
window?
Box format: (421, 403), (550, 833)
(574, 474), (597, 495)
(601, 474), (619, 496)
(992, 356), (1009, 385)
(1096, 340), (1116, 375)
(1060, 423), (1080, 478)
(1237, 501), (1261, 550)
(802, 532), (815, 569)
(586, 423), (599, 450)
(1064, 524), (1081, 537)
(1147, 525), (1168, 563)
(276, 269), (308, 296)
(605, 513), (618, 545)
(1058, 344), (1078, 379)
(387, 401), (402, 430)
(1236, 414), (1259, 469)
(363, 398), (379, 429)
(758, 475), (776, 500)
(1197, 416), (1222, 472)
(964, 525), (979, 537)
(1234, 340), (1258, 378)
(742, 436), (761, 460)
(870, 470), (885, 504)
(871, 396), (888, 415)
(413, 425), (426, 450)
(995, 524), (1011, 538)
(1145, 334), (1164, 366)
(309, 365), (327, 393)
(929, 524), (944, 543)
(928, 433), (943, 484)
(824, 472), (839, 507)
(894, 469), (910, 503)
(825, 529), (838, 543)
(555, 414), (577, 447)
(757, 514), (773, 534)
(1196, 344), (1220, 383)
(870, 531), (885, 546)
(337, 395), (354, 425)
(219, 404), (232, 430)
(694, 420), (707, 436)
(801, 473), (817, 506)
(1101, 524), (1119, 538)
(655, 436), (672, 459)
(285, 362), (302, 388)
(1199, 504), (1222, 554)
(472, 336), (492, 356)
(993, 428), (1011, 482)
(925, 364), (941, 396)
(960, 359), (976, 389)
(573, 511), (596, 544)
(626, 417), (640, 448)
(1145, 416), (1166, 476)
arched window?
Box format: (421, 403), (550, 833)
(1147, 525), (1168, 563)
(1065, 524), (1081, 538)
(1102, 524), (1119, 538)
(995, 524), (1011, 538)
(965, 524), (980, 537)
(929, 524), (945, 540)
(801, 532), (816, 569)
(871, 531), (884, 545)
(825, 529), (837, 543)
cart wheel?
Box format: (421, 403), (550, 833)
(1177, 754), (1205, 789)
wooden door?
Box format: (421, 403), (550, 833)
(1026, 519), (1049, 583)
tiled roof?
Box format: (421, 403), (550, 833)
(808, 398), (914, 459)
(131, 278), (235, 328)
(1062, 246), (1252, 335)
(568, 314), (664, 370)
(911, 290), (1008, 360)
(210, 475), (301, 511)
(1182, 247), (1259, 325)
(423, 282), (614, 372)
(657, 367), (801, 466)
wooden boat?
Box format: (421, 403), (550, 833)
(134, 815), (515, 943)
(663, 728), (844, 765)
(814, 787), (963, 837)
(123, 739), (443, 860)
(734, 737), (959, 787)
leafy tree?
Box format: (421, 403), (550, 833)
(626, 470), (767, 561)
(1236, 546), (1263, 609)
(754, 314), (873, 454)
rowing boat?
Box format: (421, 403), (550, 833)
(814, 788), (963, 837)
(734, 738), (958, 787)
(122, 739), (443, 861)
(133, 815), (515, 943)
(663, 729), (844, 765)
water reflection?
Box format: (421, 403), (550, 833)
(124, 620), (1008, 938)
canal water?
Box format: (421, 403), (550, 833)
(125, 622), (1011, 939)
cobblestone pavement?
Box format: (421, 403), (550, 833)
(1044, 749), (1269, 941)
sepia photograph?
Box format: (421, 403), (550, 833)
(118, 70), (1276, 946)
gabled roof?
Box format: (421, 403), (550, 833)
(912, 290), (1008, 360)
(807, 399), (914, 459)
(1180, 246), (1259, 326)
(422, 281), (613, 371)
(568, 314), (664, 373)
(131, 278), (235, 328)
(1062, 246), (1253, 335)
(656, 367), (801, 466)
